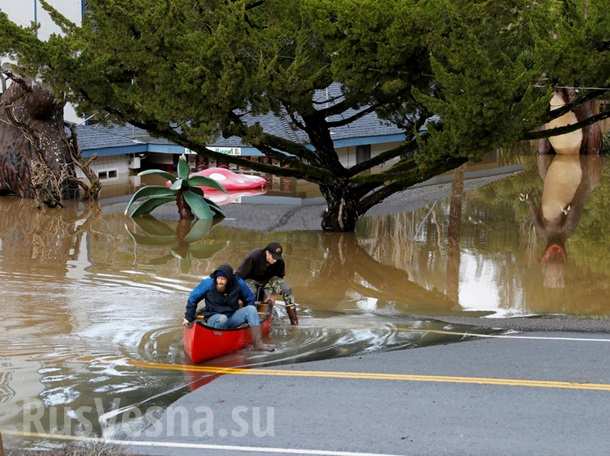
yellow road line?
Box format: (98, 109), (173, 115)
(128, 359), (610, 392)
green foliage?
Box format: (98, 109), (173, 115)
(124, 155), (225, 219)
(0, 1), (606, 153)
(413, 0), (552, 164)
(1, 0), (608, 230)
(129, 195), (176, 218)
(537, 0), (610, 89)
(183, 190), (215, 220)
(187, 175), (225, 192)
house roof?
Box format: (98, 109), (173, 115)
(76, 124), (146, 150)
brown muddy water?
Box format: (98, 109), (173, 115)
(1, 154), (610, 443)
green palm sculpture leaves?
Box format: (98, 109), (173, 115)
(187, 176), (225, 192)
(183, 190), (215, 220)
(124, 154), (225, 220)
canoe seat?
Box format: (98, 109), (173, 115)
(200, 322), (250, 329)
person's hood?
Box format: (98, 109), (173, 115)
(211, 264), (235, 286)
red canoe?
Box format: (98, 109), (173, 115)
(184, 315), (273, 363)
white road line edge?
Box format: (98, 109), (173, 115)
(3, 430), (406, 456)
(421, 330), (610, 343)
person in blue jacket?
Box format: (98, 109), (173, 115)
(182, 264), (273, 351)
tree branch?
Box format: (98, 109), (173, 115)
(72, 87), (333, 182)
(39, 0), (77, 33)
(326, 104), (380, 128)
(300, 111), (347, 175)
(545, 89), (609, 122)
(245, 0), (265, 10)
(0, 67), (32, 93)
(258, 132), (316, 163)
(347, 137), (417, 177)
(227, 111), (317, 163)
(312, 93), (345, 105)
(595, 41), (609, 52)
(249, 141), (302, 167)
(315, 95), (361, 118)
(523, 109), (610, 140)
(287, 110), (307, 131)
(358, 156), (467, 214)
(134, 119), (334, 183)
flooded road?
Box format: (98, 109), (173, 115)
(359, 154), (610, 317)
(1, 153), (610, 440)
(0, 197), (488, 440)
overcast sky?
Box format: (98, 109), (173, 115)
(0, 0), (82, 39)
(0, 1), (83, 121)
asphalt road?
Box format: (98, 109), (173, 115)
(123, 330), (610, 456)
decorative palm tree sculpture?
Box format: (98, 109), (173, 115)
(125, 155), (225, 220)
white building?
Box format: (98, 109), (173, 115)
(0, 0), (84, 122)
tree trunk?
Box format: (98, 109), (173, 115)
(176, 191), (193, 220)
(320, 184), (360, 232)
(0, 73), (104, 206)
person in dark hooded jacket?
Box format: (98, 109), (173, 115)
(236, 242), (299, 326)
(183, 264), (273, 351)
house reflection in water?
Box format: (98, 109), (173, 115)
(530, 89), (604, 288)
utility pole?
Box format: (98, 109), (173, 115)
(33, 0), (38, 37)
(0, 431), (5, 456)
(0, 61), (3, 93)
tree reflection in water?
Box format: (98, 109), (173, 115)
(0, 199), (101, 337)
(0, 198), (100, 275)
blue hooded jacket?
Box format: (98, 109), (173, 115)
(185, 264), (255, 322)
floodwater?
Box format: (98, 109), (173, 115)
(359, 154), (610, 316)
(1, 153), (610, 441)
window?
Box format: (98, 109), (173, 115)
(356, 145), (371, 164)
(97, 169), (119, 181)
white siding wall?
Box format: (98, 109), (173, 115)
(371, 141), (402, 171)
(337, 146), (355, 168)
(76, 155), (130, 187)
(0, 0), (83, 122)
(336, 141), (403, 171)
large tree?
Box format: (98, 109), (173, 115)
(0, 0), (607, 231)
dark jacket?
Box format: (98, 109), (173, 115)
(236, 248), (285, 283)
(185, 264), (255, 322)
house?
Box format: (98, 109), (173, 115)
(76, 107), (409, 195)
